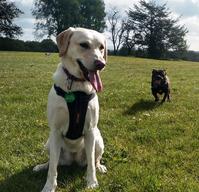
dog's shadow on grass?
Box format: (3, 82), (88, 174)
(124, 99), (160, 115)
(0, 164), (86, 192)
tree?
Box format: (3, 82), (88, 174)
(79, 0), (106, 31)
(107, 7), (126, 55)
(40, 39), (58, 52)
(32, 0), (106, 38)
(127, 0), (188, 59)
(0, 0), (23, 38)
(122, 22), (136, 55)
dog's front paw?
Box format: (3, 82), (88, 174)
(33, 165), (41, 172)
(33, 162), (48, 172)
(97, 164), (107, 173)
(87, 180), (99, 189)
(41, 180), (57, 192)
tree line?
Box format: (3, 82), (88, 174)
(0, 37), (57, 52)
(0, 0), (199, 61)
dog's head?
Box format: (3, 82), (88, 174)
(151, 69), (167, 88)
(56, 27), (107, 92)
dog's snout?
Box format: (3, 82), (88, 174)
(95, 60), (105, 70)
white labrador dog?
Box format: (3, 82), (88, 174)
(33, 27), (107, 192)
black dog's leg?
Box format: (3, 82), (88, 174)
(167, 92), (171, 102)
(152, 89), (159, 102)
(161, 93), (167, 103)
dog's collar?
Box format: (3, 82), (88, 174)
(62, 67), (85, 82)
(62, 67), (85, 90)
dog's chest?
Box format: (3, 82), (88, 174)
(66, 92), (94, 139)
(157, 88), (164, 94)
(153, 82), (168, 93)
(54, 85), (95, 140)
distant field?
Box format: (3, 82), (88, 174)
(0, 51), (199, 192)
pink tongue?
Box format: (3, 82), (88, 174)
(89, 71), (103, 92)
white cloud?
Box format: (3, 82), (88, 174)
(10, 0), (34, 5)
(191, 0), (199, 6)
(160, 0), (199, 17)
(168, 0), (185, 2)
(11, 0), (35, 40)
(180, 16), (199, 50)
(186, 35), (199, 51)
(181, 16), (199, 35)
(20, 28), (35, 41)
(10, 0), (34, 18)
(15, 18), (35, 28)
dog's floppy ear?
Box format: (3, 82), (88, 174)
(56, 27), (75, 57)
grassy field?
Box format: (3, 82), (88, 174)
(0, 51), (199, 192)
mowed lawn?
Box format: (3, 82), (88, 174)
(0, 51), (199, 192)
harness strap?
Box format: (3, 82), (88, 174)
(54, 84), (95, 140)
(54, 84), (66, 97)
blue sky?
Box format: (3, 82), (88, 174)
(12, 0), (199, 51)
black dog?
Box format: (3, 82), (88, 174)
(151, 69), (171, 103)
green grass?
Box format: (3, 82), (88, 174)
(0, 51), (199, 192)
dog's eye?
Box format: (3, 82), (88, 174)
(99, 44), (104, 50)
(80, 43), (90, 49)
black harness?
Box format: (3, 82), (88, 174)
(54, 84), (95, 140)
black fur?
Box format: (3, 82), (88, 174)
(151, 69), (171, 103)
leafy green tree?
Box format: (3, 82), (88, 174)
(79, 0), (106, 30)
(32, 0), (106, 38)
(127, 0), (188, 59)
(0, 0), (23, 38)
(40, 39), (58, 52)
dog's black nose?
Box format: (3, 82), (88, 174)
(95, 60), (105, 70)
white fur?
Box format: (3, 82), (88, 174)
(33, 28), (107, 192)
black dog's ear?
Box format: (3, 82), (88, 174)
(163, 69), (167, 75)
(152, 69), (156, 74)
